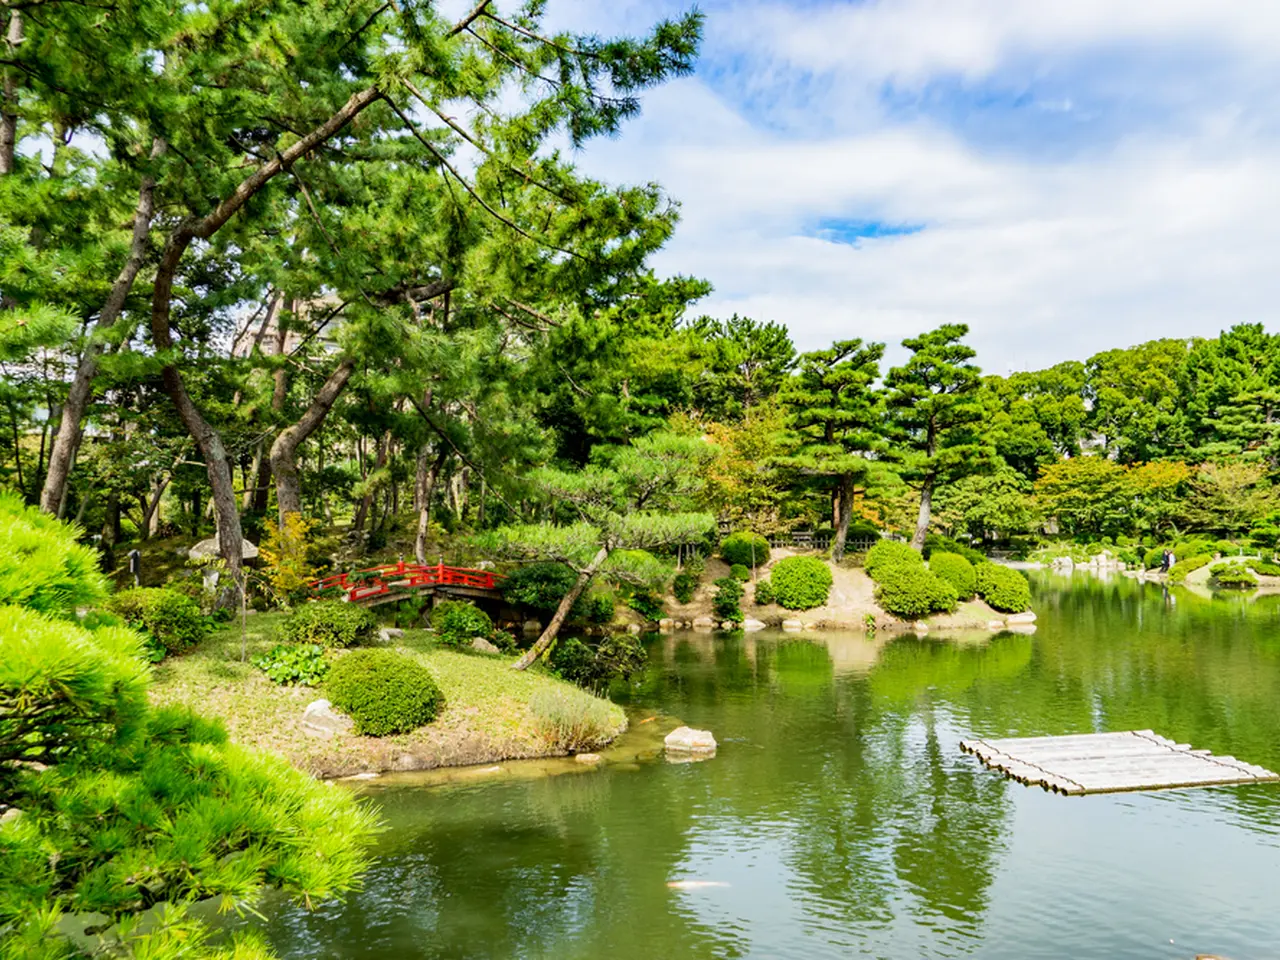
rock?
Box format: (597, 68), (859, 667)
(1051, 556), (1075, 570)
(803, 622), (818, 631)
(470, 636), (501, 654)
(378, 627), (404, 643)
(692, 616), (716, 630)
(339, 772), (379, 781)
(0, 807), (21, 826)
(301, 699), (353, 739)
(1006, 611), (1037, 624)
(522, 619), (541, 635)
(1006, 623), (1037, 635)
(627, 623), (642, 634)
(781, 619), (803, 632)
(721, 620), (737, 630)
(476, 560), (495, 570)
(574, 753), (602, 765)
(659, 618), (677, 632)
(913, 621), (929, 633)
(742, 618), (767, 632)
(988, 619), (1006, 630)
(664, 725), (717, 754)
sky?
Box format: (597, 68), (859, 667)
(530, 0), (1280, 373)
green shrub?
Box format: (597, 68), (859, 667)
(1174, 540), (1215, 561)
(391, 596), (431, 630)
(874, 565), (958, 618)
(672, 571), (698, 604)
(1211, 563), (1257, 589)
(754, 579), (775, 605)
(252, 643), (329, 686)
(922, 533), (985, 565)
(502, 562), (578, 614)
(529, 686), (619, 753)
(582, 591), (616, 625)
(730, 563), (750, 582)
(771, 556), (834, 610)
(326, 649), (444, 736)
(0, 491), (106, 617)
(712, 576), (744, 623)
(108, 587), (209, 657)
(929, 552), (977, 599)
(974, 563), (1032, 613)
(550, 634), (646, 688)
(1116, 548), (1141, 567)
(1169, 554), (1212, 583)
(720, 531), (771, 569)
(684, 554), (706, 577)
(625, 588), (664, 622)
(1248, 560), (1280, 576)
(280, 600), (377, 649)
(864, 540), (923, 580)
(1215, 540), (1241, 558)
(490, 629), (519, 654)
(430, 600), (493, 648)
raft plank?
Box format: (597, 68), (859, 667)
(959, 731), (1279, 796)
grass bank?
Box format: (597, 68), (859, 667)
(149, 613), (627, 779)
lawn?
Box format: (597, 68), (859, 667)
(149, 612), (627, 778)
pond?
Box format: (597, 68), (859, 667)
(257, 573), (1280, 959)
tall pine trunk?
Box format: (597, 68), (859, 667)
(352, 430), (389, 533)
(831, 473), (855, 561)
(911, 476), (934, 551)
(269, 359), (355, 524)
(513, 546), (610, 671)
(0, 10), (21, 175)
(414, 447), (448, 564)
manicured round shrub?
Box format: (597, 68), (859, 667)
(1215, 540), (1241, 558)
(720, 531), (771, 569)
(922, 533), (985, 565)
(1174, 539), (1215, 561)
(672, 572), (698, 604)
(280, 600), (377, 649)
(864, 540), (922, 580)
(326, 649), (444, 736)
(108, 587), (209, 656)
(583, 591), (616, 625)
(874, 565), (958, 618)
(753, 579), (775, 606)
(929, 552), (976, 599)
(771, 556), (834, 610)
(1248, 559), (1280, 576)
(430, 600), (493, 648)
(974, 562), (1032, 613)
(730, 563), (751, 582)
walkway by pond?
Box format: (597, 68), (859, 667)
(254, 572), (1280, 959)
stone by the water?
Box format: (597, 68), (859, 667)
(659, 618), (677, 631)
(302, 699), (353, 739)
(692, 616), (715, 630)
(742, 618), (767, 632)
(574, 753), (602, 764)
(522, 619), (541, 634)
(988, 619), (1006, 630)
(664, 725), (717, 754)
(781, 619), (803, 632)
(378, 627), (404, 642)
(1006, 611), (1037, 624)
(912, 621), (929, 633)
(470, 636), (501, 654)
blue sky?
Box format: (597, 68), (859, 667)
(529, 0), (1280, 372)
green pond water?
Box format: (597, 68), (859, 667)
(257, 573), (1280, 958)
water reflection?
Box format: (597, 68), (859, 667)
(257, 574), (1280, 959)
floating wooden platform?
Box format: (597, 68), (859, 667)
(959, 730), (1280, 796)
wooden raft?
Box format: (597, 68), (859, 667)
(959, 730), (1280, 796)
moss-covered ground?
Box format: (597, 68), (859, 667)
(149, 613), (627, 778)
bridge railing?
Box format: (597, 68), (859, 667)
(310, 561), (505, 603)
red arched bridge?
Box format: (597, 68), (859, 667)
(310, 561), (506, 606)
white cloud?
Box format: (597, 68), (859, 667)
(545, 0), (1280, 372)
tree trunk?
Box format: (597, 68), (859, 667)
(414, 447), (448, 564)
(352, 430), (389, 533)
(831, 473), (854, 561)
(911, 476), (934, 551)
(0, 10), (21, 175)
(40, 172), (158, 513)
(269, 358), (355, 524)
(513, 545), (610, 671)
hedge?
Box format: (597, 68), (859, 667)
(326, 649), (443, 736)
(771, 556), (833, 610)
(279, 600), (377, 649)
(864, 540), (922, 580)
(974, 563), (1031, 613)
(108, 587), (209, 656)
(1210, 562), (1257, 589)
(928, 552), (976, 599)
(922, 533), (985, 566)
(720, 531), (771, 569)
(874, 565), (958, 618)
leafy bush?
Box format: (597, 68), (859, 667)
(430, 600), (493, 648)
(1174, 540), (1215, 561)
(754, 579), (775, 605)
(252, 643), (329, 686)
(1248, 560), (1280, 576)
(108, 587), (209, 657)
(1169, 554), (1212, 583)
(392, 596), (431, 630)
(1143, 546), (1164, 569)
(929, 552), (977, 599)
(974, 563), (1032, 613)
(771, 555), (834, 610)
(1116, 548), (1142, 567)
(874, 565), (958, 618)
(672, 571), (698, 604)
(490, 629), (519, 654)
(684, 554), (706, 576)
(326, 649), (444, 736)
(864, 540), (923, 580)
(625, 588), (665, 622)
(730, 563), (750, 582)
(550, 634), (646, 688)
(713, 576), (744, 623)
(1211, 563), (1257, 589)
(529, 686), (619, 753)
(0, 491), (106, 617)
(582, 590), (616, 625)
(259, 512), (316, 604)
(1216, 540), (1241, 557)
(280, 599), (377, 649)
(502, 562), (578, 614)
(720, 531), (771, 569)
(922, 533), (985, 565)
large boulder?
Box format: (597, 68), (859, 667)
(780, 619), (803, 632)
(664, 725), (717, 755)
(522, 619), (541, 635)
(658, 618), (677, 632)
(301, 699), (353, 739)
(742, 618), (767, 632)
(470, 636), (501, 655)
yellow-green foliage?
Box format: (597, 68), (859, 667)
(259, 512), (316, 603)
(529, 686), (621, 753)
(0, 491), (106, 618)
(864, 540), (922, 580)
(1169, 554), (1212, 583)
(771, 556), (834, 610)
(974, 562), (1032, 612)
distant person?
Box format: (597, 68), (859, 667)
(1160, 549), (1173, 573)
